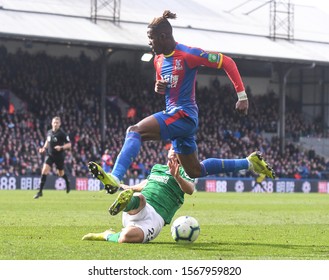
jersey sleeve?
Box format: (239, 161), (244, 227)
(183, 46), (223, 69)
(185, 47), (245, 93)
(46, 130), (51, 142)
(62, 131), (70, 143)
(182, 45), (245, 93)
(221, 55), (245, 93)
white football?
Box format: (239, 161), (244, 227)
(171, 216), (200, 243)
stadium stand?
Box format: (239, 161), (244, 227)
(1, 0), (329, 182)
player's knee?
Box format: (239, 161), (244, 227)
(42, 164), (51, 174)
(126, 124), (139, 133)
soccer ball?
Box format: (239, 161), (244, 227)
(171, 216), (200, 243)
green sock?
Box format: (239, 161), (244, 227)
(106, 232), (121, 243)
(124, 196), (140, 212)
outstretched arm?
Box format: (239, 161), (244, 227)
(120, 179), (148, 192)
(221, 54), (249, 115)
(55, 142), (72, 151)
(187, 48), (249, 115)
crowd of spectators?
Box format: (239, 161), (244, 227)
(0, 46), (328, 180)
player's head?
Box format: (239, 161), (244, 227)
(147, 10), (176, 55)
(51, 116), (61, 131)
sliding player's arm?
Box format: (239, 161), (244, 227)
(120, 179), (148, 192)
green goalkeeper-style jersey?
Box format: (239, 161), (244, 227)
(141, 164), (194, 224)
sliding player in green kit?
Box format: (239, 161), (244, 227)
(82, 146), (195, 243)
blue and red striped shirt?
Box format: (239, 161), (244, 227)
(154, 43), (224, 118)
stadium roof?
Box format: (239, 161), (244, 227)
(1, 0), (329, 64)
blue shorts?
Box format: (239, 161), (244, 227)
(153, 109), (198, 155)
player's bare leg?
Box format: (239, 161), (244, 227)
(118, 226), (144, 243)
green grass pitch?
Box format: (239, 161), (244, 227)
(0, 190), (328, 260)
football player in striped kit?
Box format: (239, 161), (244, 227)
(88, 10), (274, 195)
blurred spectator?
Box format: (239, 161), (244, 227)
(101, 149), (113, 173)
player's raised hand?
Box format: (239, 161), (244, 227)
(168, 158), (180, 180)
(235, 99), (249, 115)
(154, 79), (167, 94)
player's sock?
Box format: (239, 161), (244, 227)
(123, 196), (140, 212)
(62, 174), (70, 193)
(39, 174), (47, 192)
(106, 232), (121, 243)
(112, 131), (141, 181)
(34, 174), (47, 199)
(200, 158), (249, 177)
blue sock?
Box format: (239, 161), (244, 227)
(200, 158), (249, 177)
(112, 131), (141, 181)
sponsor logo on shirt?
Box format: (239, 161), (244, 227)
(163, 74), (179, 88)
(149, 174), (169, 184)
